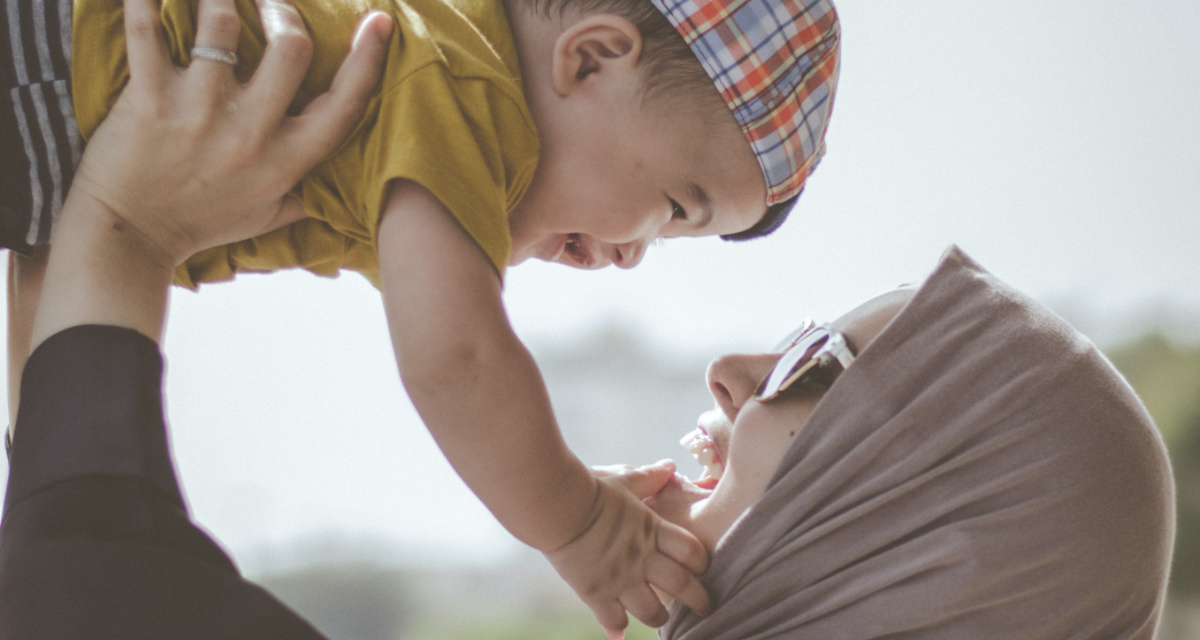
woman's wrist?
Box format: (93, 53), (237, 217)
(30, 189), (176, 349)
(65, 169), (206, 270)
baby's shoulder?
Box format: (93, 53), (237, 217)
(385, 0), (522, 89)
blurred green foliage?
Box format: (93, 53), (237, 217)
(1169, 406), (1200, 596)
(1107, 334), (1200, 596)
(1107, 334), (1200, 449)
(260, 561), (664, 640)
(421, 615), (658, 640)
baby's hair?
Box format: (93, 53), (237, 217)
(514, 0), (794, 242)
(517, 0), (719, 108)
(720, 196), (793, 242)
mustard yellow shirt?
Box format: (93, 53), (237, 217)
(72, 0), (540, 288)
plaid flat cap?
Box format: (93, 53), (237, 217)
(650, 0), (841, 205)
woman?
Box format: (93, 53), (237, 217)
(651, 246), (1175, 639)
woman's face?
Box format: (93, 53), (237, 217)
(648, 288), (915, 551)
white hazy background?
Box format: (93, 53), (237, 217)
(1, 0), (1197, 574)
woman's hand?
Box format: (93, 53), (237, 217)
(29, 0), (391, 350)
(70, 0), (392, 269)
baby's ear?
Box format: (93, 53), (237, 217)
(551, 14), (642, 95)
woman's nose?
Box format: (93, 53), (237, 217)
(612, 240), (647, 269)
(706, 352), (780, 423)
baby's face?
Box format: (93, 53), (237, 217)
(649, 288), (916, 551)
(506, 90), (767, 269)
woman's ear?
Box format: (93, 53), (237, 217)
(550, 14), (642, 97)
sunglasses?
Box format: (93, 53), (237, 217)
(755, 319), (857, 401)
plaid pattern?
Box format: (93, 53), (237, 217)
(650, 0), (840, 204)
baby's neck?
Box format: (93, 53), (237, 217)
(495, 0), (584, 265)
(500, 0), (559, 117)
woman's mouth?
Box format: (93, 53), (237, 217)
(680, 427), (724, 489)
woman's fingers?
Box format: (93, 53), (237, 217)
(276, 10), (391, 175)
(123, 0), (173, 87)
(245, 0), (314, 123)
(261, 195), (308, 234)
(190, 0), (242, 93)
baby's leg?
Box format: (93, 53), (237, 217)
(1, 0), (80, 438)
(7, 246), (50, 435)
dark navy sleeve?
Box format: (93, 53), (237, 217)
(0, 325), (327, 640)
(4, 325), (182, 513)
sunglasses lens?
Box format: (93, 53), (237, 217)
(757, 332), (828, 399)
(757, 321), (858, 401)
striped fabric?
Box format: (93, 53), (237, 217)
(650, 0), (840, 205)
(0, 0), (81, 253)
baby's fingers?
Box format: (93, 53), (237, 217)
(657, 518), (709, 576)
(611, 459), (676, 500)
(592, 599), (628, 640)
(621, 583), (669, 628)
(646, 553), (712, 616)
(589, 463), (636, 479)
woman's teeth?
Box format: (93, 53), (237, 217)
(680, 428), (724, 481)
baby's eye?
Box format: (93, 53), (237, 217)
(670, 199), (688, 221)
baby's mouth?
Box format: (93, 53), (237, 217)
(562, 233), (594, 268)
(680, 427), (724, 489)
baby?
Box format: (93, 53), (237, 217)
(1, 0), (840, 632)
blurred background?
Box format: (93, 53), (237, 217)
(2, 0), (1198, 637)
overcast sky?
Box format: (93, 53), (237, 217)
(2, 0), (1197, 572)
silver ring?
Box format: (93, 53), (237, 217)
(191, 47), (239, 65)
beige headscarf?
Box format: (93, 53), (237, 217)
(663, 247), (1174, 639)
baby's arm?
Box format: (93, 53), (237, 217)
(377, 180), (712, 635)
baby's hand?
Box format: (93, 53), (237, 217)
(644, 472), (711, 532)
(544, 460), (712, 639)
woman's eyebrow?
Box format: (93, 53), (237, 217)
(688, 180), (714, 228)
